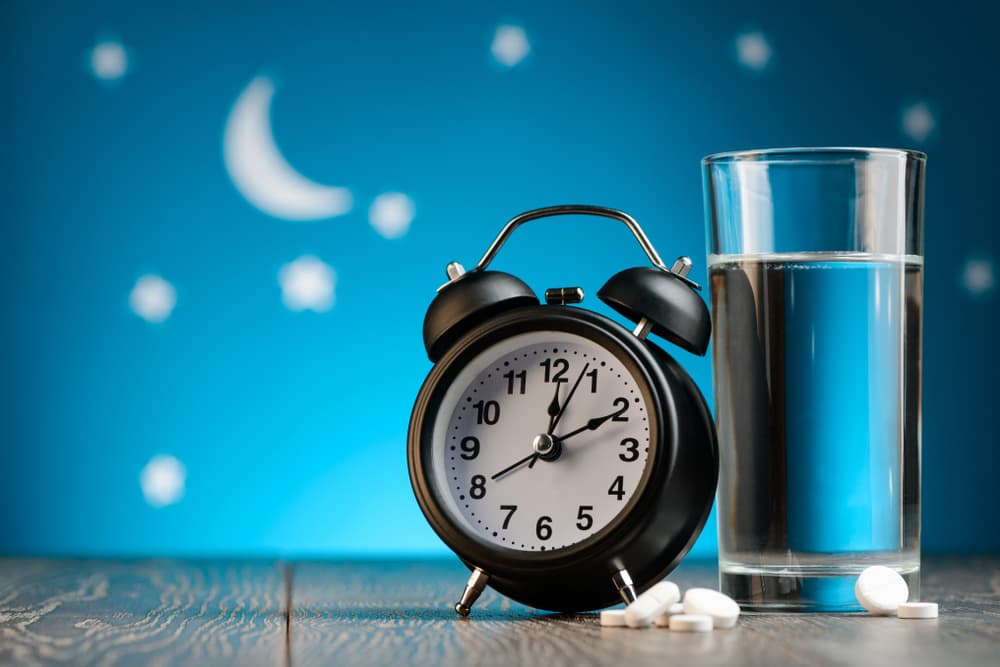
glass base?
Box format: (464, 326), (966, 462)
(721, 565), (920, 612)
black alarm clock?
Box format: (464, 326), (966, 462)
(408, 205), (718, 615)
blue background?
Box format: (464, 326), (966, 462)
(2, 0), (997, 557)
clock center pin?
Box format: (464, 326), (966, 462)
(531, 433), (561, 461)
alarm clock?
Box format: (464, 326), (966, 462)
(408, 205), (718, 615)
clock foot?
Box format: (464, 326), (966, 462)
(454, 567), (490, 616)
(612, 568), (638, 604)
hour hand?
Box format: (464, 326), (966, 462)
(546, 383), (561, 431)
(558, 409), (621, 442)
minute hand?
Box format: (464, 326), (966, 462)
(557, 410), (623, 443)
(548, 362), (590, 434)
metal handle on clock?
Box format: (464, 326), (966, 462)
(475, 205), (669, 272)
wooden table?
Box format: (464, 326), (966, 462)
(1, 556), (996, 666)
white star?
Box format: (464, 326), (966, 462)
(961, 257), (995, 297)
(735, 31), (772, 72)
(129, 274), (176, 323)
(491, 24), (531, 68)
(90, 40), (129, 81)
(369, 192), (415, 239)
(279, 255), (336, 312)
(901, 101), (936, 143)
(140, 455), (186, 508)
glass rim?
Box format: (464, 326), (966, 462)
(702, 146), (927, 165)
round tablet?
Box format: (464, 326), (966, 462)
(897, 602), (938, 619)
(669, 614), (713, 632)
(682, 588), (740, 629)
(653, 602), (686, 627)
(854, 566), (909, 615)
(600, 609), (627, 627)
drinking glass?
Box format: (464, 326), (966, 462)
(703, 147), (925, 611)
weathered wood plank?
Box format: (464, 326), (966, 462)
(2, 556), (997, 667)
(0, 559), (287, 667)
(290, 556), (1000, 667)
(741, 555), (1000, 667)
(290, 558), (804, 667)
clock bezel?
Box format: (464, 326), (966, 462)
(408, 305), (680, 576)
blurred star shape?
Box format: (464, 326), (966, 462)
(279, 255), (336, 312)
(901, 101), (936, 143)
(961, 257), (995, 297)
(735, 31), (772, 72)
(369, 192), (415, 239)
(90, 40), (129, 81)
(140, 455), (186, 508)
(129, 274), (176, 323)
(491, 25), (531, 67)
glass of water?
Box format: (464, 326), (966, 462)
(702, 147), (925, 611)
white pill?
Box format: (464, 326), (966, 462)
(683, 588), (740, 629)
(897, 602), (938, 619)
(854, 566), (909, 615)
(669, 614), (714, 632)
(600, 609), (627, 626)
(653, 602), (686, 626)
(624, 581), (681, 628)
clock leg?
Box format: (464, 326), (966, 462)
(454, 567), (490, 616)
(612, 568), (638, 604)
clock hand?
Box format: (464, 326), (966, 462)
(493, 405), (616, 480)
(557, 407), (624, 443)
(490, 452), (539, 481)
(494, 406), (617, 478)
(496, 365), (592, 482)
(548, 362), (590, 434)
(546, 382), (561, 432)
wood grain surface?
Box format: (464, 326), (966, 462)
(1, 557), (997, 666)
(0, 559), (287, 667)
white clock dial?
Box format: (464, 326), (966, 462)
(431, 330), (653, 552)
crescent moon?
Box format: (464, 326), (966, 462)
(223, 76), (352, 221)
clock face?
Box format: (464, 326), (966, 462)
(430, 330), (654, 552)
